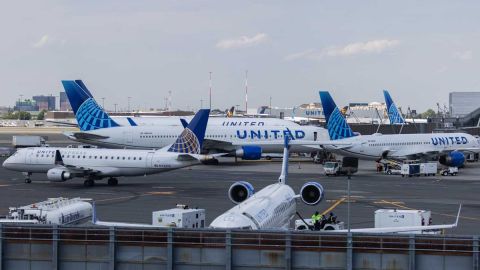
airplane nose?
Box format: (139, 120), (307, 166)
(2, 158), (11, 169)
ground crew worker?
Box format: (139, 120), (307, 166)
(312, 211), (321, 230)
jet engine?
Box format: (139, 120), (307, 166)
(439, 151), (465, 167)
(47, 168), (73, 182)
(228, 181), (255, 204)
(235, 146), (262, 160)
(300, 182), (324, 205)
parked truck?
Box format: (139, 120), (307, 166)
(12, 136), (46, 148)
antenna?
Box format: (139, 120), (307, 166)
(278, 135), (291, 184)
(209, 72), (212, 110)
(245, 70), (248, 114)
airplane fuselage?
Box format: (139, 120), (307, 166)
(210, 183), (297, 230)
(324, 133), (479, 160)
(3, 147), (197, 178)
(66, 118), (327, 154)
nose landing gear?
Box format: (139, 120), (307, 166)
(107, 178), (118, 186)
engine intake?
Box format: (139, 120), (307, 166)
(228, 181), (254, 204)
(47, 168), (72, 182)
(235, 146), (262, 160)
(300, 182), (324, 206)
(439, 151), (465, 167)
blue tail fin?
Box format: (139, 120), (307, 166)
(383, 90), (405, 125)
(62, 80), (119, 131)
(168, 109), (210, 154)
(319, 91), (356, 140)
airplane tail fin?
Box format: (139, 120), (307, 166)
(227, 106), (235, 117)
(168, 109), (210, 154)
(54, 150), (64, 166)
(62, 80), (119, 131)
(383, 90), (405, 125)
(319, 91), (356, 140)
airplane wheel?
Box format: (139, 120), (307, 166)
(108, 178), (118, 186)
(84, 179), (95, 187)
(24, 179), (31, 184)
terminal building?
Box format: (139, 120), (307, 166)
(449, 91), (480, 117)
(32, 95), (56, 111)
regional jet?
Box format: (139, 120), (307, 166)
(3, 109), (212, 186)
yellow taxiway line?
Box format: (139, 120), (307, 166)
(322, 197), (346, 216)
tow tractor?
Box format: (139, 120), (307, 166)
(440, 167), (458, 176)
(323, 157), (358, 176)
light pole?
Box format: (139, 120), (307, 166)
(127, 97), (132, 112)
(347, 174), (351, 233)
(101, 97), (105, 109)
(114, 103), (118, 113)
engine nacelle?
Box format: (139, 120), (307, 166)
(228, 181), (255, 204)
(47, 168), (72, 182)
(235, 146), (262, 160)
(300, 182), (324, 206)
(439, 151), (465, 167)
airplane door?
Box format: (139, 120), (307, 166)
(25, 148), (35, 164)
(314, 132), (318, 141)
(146, 152), (154, 168)
(123, 131), (133, 144)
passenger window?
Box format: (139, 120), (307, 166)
(95, 156), (97, 159)
(100, 156), (102, 159)
(134, 157), (136, 160)
(128, 157), (131, 160)
(123, 157), (125, 160)
(139, 157), (142, 160)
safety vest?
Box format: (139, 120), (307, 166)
(311, 214), (321, 222)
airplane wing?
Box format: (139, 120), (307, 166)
(332, 205), (461, 234)
(232, 140), (353, 149)
(54, 150), (102, 175)
(63, 131), (110, 141)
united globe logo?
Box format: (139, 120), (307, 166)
(76, 98), (118, 130)
(168, 128), (200, 154)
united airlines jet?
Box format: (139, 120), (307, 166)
(3, 110), (212, 187)
(61, 80), (328, 161)
(210, 137), (325, 230)
(319, 91), (479, 167)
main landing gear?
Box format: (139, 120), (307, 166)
(22, 172), (32, 184)
(84, 179), (95, 187)
(108, 178), (118, 186)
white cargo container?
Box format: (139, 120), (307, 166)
(152, 205), (205, 228)
(12, 135), (46, 148)
(0, 197), (92, 225)
(420, 163), (437, 176)
(375, 209), (431, 234)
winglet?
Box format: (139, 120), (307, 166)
(91, 201), (98, 224)
(455, 204), (462, 227)
(168, 109), (210, 154)
(54, 150), (64, 166)
(319, 91), (356, 140)
(278, 134), (291, 184)
(180, 119), (189, 129)
(127, 117), (137, 126)
(383, 90), (406, 125)
(62, 80), (119, 131)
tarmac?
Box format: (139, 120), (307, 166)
(0, 127), (478, 235)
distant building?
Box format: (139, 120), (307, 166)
(449, 92), (480, 117)
(14, 100), (38, 111)
(33, 95), (55, 111)
(59, 92), (72, 111)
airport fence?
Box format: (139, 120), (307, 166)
(0, 224), (477, 270)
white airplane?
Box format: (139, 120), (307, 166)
(209, 137), (325, 230)
(319, 91), (480, 167)
(61, 80), (328, 161)
(3, 109), (212, 187)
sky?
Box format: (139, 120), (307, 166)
(1, 0), (480, 112)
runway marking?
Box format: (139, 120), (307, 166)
(96, 191), (176, 203)
(322, 198), (346, 216)
(375, 200), (480, 222)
